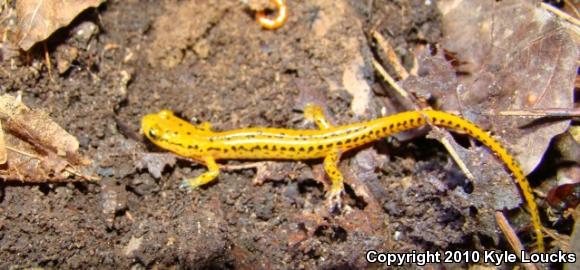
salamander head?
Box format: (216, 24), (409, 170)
(142, 110), (177, 143)
(141, 110), (205, 155)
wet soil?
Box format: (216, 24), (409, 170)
(0, 0), (540, 268)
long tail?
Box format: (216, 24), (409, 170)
(379, 110), (544, 251)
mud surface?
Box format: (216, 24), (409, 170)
(0, 0), (544, 268)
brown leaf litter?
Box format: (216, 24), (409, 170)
(14, 0), (105, 50)
(437, 0), (576, 174)
(0, 94), (96, 182)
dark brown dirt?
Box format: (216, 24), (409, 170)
(0, 0), (545, 269)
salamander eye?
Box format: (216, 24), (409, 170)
(148, 128), (159, 140)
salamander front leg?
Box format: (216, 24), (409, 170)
(179, 156), (220, 190)
(304, 104), (332, 129)
(323, 151), (344, 211)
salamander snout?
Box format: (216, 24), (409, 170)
(141, 113), (165, 142)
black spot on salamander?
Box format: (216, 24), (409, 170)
(298, 147), (305, 151)
(353, 137), (359, 142)
(318, 145), (324, 150)
(326, 143), (333, 148)
(169, 141), (184, 147)
(289, 147), (295, 152)
(397, 122), (402, 127)
(207, 147), (219, 152)
(447, 120), (453, 126)
(281, 146), (287, 151)
(186, 131), (191, 135)
(231, 146), (237, 151)
(187, 145), (193, 149)
(272, 145), (277, 151)
(263, 145), (269, 150)
(336, 141), (343, 146)
(382, 127), (387, 132)
(223, 149), (228, 153)
(389, 123), (394, 129)
(374, 130), (380, 135)
(308, 146), (314, 152)
(178, 123), (183, 127)
(410, 119), (415, 124)
(252, 145), (261, 151)
(345, 139), (351, 144)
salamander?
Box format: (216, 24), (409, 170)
(141, 104), (544, 251)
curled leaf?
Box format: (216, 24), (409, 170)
(0, 94), (95, 182)
(15, 0), (105, 50)
(437, 0), (576, 174)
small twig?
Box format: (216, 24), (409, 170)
(221, 162), (265, 171)
(5, 145), (41, 159)
(371, 30), (409, 80)
(371, 58), (410, 99)
(497, 108), (580, 118)
(64, 166), (100, 182)
(495, 211), (539, 270)
(428, 126), (476, 182)
(221, 161), (274, 185)
(5, 145), (99, 181)
(564, 0), (580, 18)
(43, 41), (54, 82)
(540, 2), (580, 36)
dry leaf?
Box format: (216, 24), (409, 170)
(15, 0), (104, 50)
(0, 95), (78, 155)
(436, 0), (576, 174)
(0, 94), (95, 182)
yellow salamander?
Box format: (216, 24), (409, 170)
(141, 104), (544, 251)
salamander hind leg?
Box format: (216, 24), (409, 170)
(323, 151), (344, 211)
(179, 156), (220, 190)
(304, 103), (332, 129)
